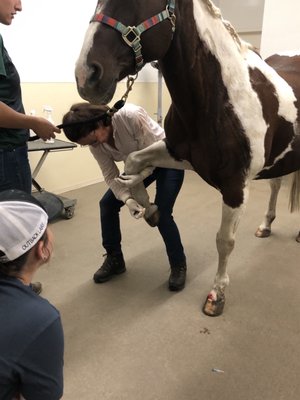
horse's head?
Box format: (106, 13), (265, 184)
(75, 0), (176, 104)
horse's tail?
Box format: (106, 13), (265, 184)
(288, 170), (300, 212)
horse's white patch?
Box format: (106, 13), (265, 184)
(75, 23), (99, 88)
(192, 0), (267, 176)
(192, 1), (298, 178)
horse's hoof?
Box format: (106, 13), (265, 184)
(144, 209), (160, 227)
(202, 294), (225, 317)
(144, 203), (160, 227)
(296, 232), (300, 243)
(255, 227), (271, 238)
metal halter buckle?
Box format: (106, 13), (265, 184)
(166, 5), (176, 31)
(122, 26), (142, 49)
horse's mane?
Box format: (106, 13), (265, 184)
(202, 0), (257, 55)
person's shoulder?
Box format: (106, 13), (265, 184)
(0, 283), (61, 339)
(23, 296), (61, 339)
(124, 103), (144, 113)
(0, 34), (5, 52)
(19, 290), (60, 324)
(119, 103), (146, 120)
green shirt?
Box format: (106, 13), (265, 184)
(0, 34), (29, 148)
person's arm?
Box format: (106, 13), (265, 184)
(116, 166), (155, 187)
(90, 145), (145, 217)
(0, 101), (60, 141)
(18, 318), (64, 400)
(89, 145), (133, 202)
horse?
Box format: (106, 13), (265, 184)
(74, 0), (300, 316)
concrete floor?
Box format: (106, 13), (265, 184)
(36, 171), (300, 400)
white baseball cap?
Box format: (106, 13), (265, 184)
(0, 190), (48, 262)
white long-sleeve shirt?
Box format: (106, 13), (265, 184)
(89, 103), (165, 202)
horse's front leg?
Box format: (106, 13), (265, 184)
(124, 140), (193, 176)
(119, 167), (157, 223)
(120, 140), (193, 225)
(203, 185), (249, 317)
(255, 177), (282, 238)
(129, 182), (160, 227)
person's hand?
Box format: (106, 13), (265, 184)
(125, 198), (145, 219)
(116, 168), (154, 187)
(30, 117), (61, 141)
(115, 174), (144, 187)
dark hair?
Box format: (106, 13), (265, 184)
(0, 231), (49, 277)
(62, 103), (110, 143)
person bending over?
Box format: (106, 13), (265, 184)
(62, 102), (187, 291)
(0, 189), (64, 400)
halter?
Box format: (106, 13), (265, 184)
(90, 0), (176, 72)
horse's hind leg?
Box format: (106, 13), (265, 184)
(203, 184), (249, 317)
(288, 170), (300, 242)
(255, 177), (282, 238)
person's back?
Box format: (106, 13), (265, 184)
(0, 276), (63, 400)
(0, 189), (64, 400)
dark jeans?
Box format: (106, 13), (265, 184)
(0, 145), (31, 193)
(100, 168), (186, 267)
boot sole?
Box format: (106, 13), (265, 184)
(93, 268), (126, 283)
(168, 283), (185, 292)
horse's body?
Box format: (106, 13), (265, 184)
(75, 0), (300, 316)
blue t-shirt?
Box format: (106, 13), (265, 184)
(0, 34), (29, 148)
(0, 274), (64, 400)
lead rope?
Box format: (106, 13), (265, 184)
(106, 74), (138, 117)
(123, 74), (138, 102)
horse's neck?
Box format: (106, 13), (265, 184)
(160, 0), (245, 119)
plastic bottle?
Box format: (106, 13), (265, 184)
(43, 105), (55, 143)
(29, 109), (36, 137)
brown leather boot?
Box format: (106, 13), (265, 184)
(168, 265), (187, 291)
(93, 253), (126, 283)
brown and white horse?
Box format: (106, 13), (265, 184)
(74, 0), (300, 316)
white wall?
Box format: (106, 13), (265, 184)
(0, 0), (158, 83)
(218, 0), (265, 33)
(215, 0), (264, 49)
(1, 0), (94, 82)
(260, 0), (300, 58)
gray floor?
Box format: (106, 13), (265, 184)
(36, 171), (300, 400)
